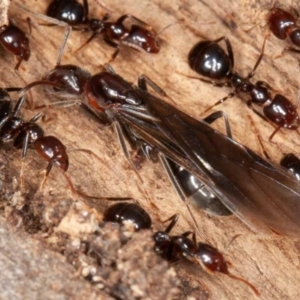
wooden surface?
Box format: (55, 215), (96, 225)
(2, 0), (300, 299)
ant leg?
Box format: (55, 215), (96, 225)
(159, 154), (202, 237)
(83, 0), (89, 16)
(15, 3), (72, 66)
(181, 74), (232, 88)
(5, 87), (22, 92)
(33, 99), (82, 110)
(20, 132), (30, 190)
(103, 38), (121, 62)
(138, 74), (178, 104)
(161, 214), (179, 233)
(73, 31), (100, 53)
(138, 75), (167, 97)
(269, 125), (282, 141)
(117, 14), (152, 30)
(93, 0), (114, 14)
(26, 17), (32, 37)
(248, 35), (268, 78)
(201, 91), (236, 116)
(246, 100), (269, 122)
(39, 162), (52, 189)
(113, 121), (144, 183)
(213, 36), (234, 68)
(14, 57), (23, 71)
(12, 95), (27, 117)
(203, 110), (233, 138)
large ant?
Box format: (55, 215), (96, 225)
(187, 36), (300, 140)
(0, 20), (31, 70)
(268, 5), (300, 53)
(153, 214), (259, 296)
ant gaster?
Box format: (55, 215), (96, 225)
(153, 214), (259, 296)
(268, 5), (300, 52)
(280, 153), (300, 181)
(103, 202), (152, 231)
(188, 36), (300, 140)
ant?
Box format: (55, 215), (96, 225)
(153, 214), (259, 296)
(268, 4), (300, 54)
(103, 202), (152, 231)
(280, 153), (300, 181)
(0, 88), (72, 190)
(0, 20), (31, 70)
(31, 0), (174, 63)
(187, 36), (300, 140)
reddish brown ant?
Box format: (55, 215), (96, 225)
(0, 89), (72, 190)
(153, 214), (259, 296)
(187, 36), (300, 140)
(0, 20), (31, 70)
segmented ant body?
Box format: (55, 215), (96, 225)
(188, 37), (300, 140)
(0, 21), (31, 70)
(153, 214), (259, 296)
(45, 0), (164, 61)
(0, 89), (69, 189)
(268, 6), (300, 51)
(103, 202), (152, 231)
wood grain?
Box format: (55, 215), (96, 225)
(1, 0), (300, 299)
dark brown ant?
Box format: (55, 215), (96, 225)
(153, 214), (259, 296)
(43, 0), (173, 62)
(0, 20), (31, 70)
(280, 153), (300, 181)
(187, 36), (300, 140)
(103, 202), (152, 231)
(268, 5), (300, 53)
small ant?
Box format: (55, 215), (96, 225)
(187, 36), (300, 140)
(0, 20), (31, 70)
(268, 5), (300, 53)
(103, 202), (152, 231)
(0, 88), (72, 190)
(36, 0), (174, 62)
(280, 153), (300, 181)
(153, 214), (259, 296)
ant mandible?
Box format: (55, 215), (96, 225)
(187, 36), (300, 140)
